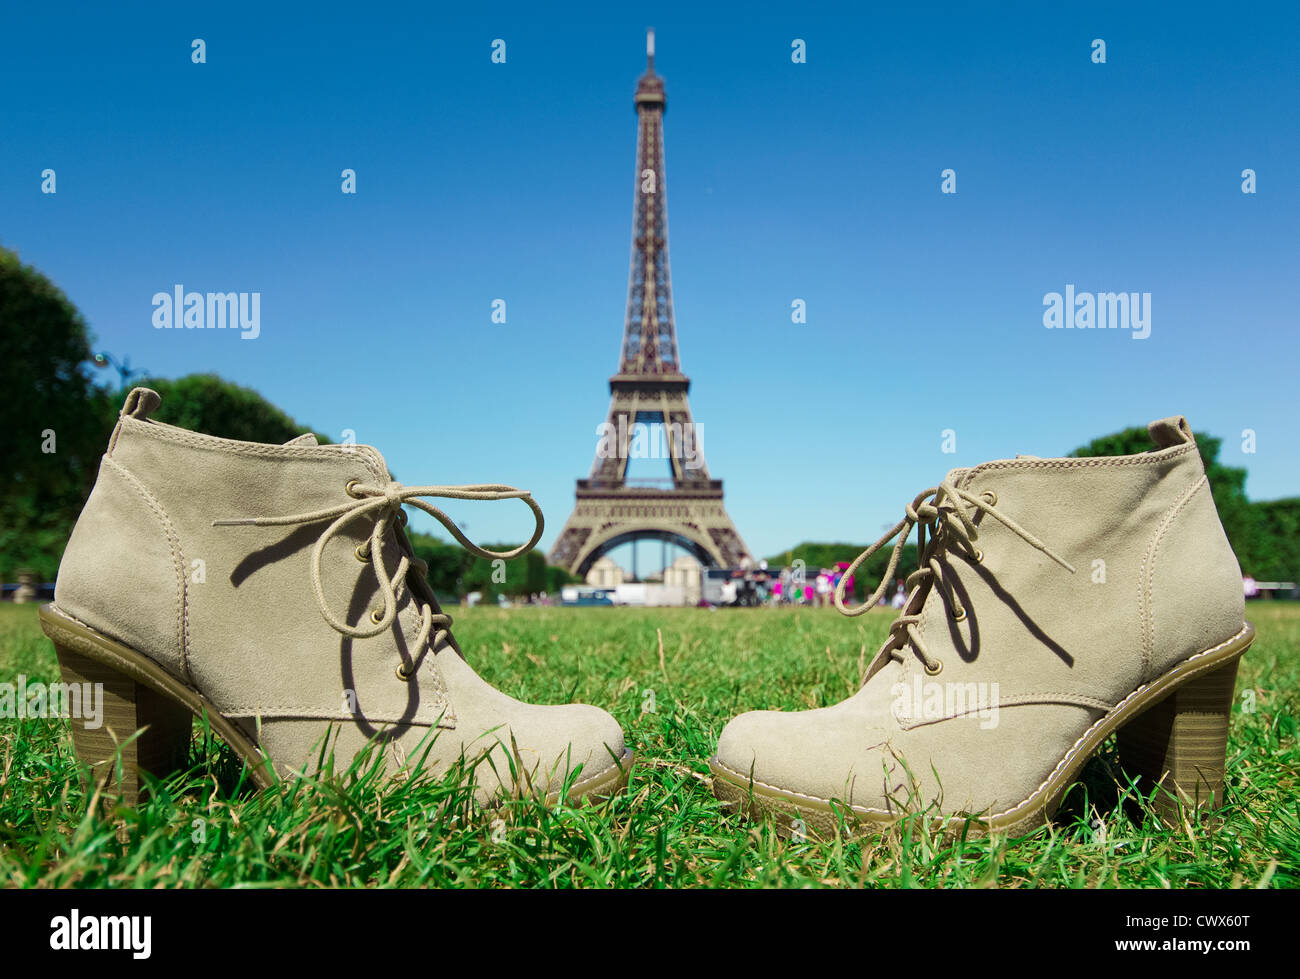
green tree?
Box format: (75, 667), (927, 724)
(1071, 424), (1297, 584)
(405, 531), (574, 602)
(140, 374), (331, 444)
(1251, 499), (1300, 582)
(542, 562), (579, 595)
(461, 545), (553, 601)
(406, 531), (476, 599)
(771, 422), (1299, 598)
(0, 243), (333, 580)
(0, 247), (116, 581)
(1070, 425), (1251, 541)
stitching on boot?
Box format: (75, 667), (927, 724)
(715, 624), (1249, 821)
(222, 706), (445, 724)
(102, 455), (192, 684)
(968, 441), (1198, 477)
(988, 624), (1245, 821)
(897, 693), (1112, 730)
(564, 751), (631, 792)
(121, 416), (387, 479)
(1139, 474), (1209, 683)
(993, 693), (1111, 710)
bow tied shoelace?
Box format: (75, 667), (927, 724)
(833, 479), (1074, 676)
(215, 480), (543, 679)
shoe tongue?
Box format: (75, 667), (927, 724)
(283, 433), (319, 447)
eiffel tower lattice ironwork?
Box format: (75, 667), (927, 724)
(548, 31), (751, 579)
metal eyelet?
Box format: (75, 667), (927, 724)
(355, 542), (371, 562)
(981, 489), (997, 506)
(972, 549), (984, 563)
(925, 659), (944, 676)
(369, 608), (385, 625)
(395, 664), (412, 682)
(345, 479), (364, 498)
(952, 606), (967, 621)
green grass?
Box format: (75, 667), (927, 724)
(1, 600), (1296, 887)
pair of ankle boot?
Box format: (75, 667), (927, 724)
(42, 388), (1252, 836)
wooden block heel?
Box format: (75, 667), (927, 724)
(41, 605), (277, 795)
(54, 643), (193, 806)
(1116, 655), (1241, 822)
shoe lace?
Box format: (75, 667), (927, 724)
(832, 478), (1074, 675)
(215, 480), (543, 678)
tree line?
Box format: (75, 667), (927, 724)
(5, 246), (1295, 595)
(769, 430), (1299, 600)
(1, 246), (573, 599)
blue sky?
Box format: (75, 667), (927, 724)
(4, 2), (1298, 566)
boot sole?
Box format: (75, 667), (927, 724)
(38, 604), (633, 808)
(709, 621), (1254, 840)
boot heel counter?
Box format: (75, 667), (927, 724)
(1144, 475), (1245, 679)
(54, 456), (188, 679)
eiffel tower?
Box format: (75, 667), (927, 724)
(549, 31), (751, 579)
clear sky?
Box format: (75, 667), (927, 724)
(4, 2), (1297, 566)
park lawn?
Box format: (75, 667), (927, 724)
(0, 599), (1296, 888)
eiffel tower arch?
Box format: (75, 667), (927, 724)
(549, 31), (751, 580)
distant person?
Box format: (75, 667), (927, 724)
(890, 580), (907, 609)
(815, 573), (831, 607)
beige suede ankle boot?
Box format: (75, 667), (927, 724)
(711, 416), (1252, 838)
(43, 388), (631, 805)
